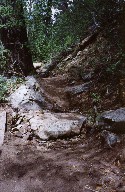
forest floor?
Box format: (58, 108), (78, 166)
(1, 120), (125, 192)
(1, 122), (125, 192)
(0, 74), (125, 192)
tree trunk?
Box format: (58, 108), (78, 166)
(0, 0), (34, 76)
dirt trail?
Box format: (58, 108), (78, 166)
(37, 75), (90, 113)
(37, 75), (72, 112)
(1, 131), (125, 192)
(0, 75), (125, 192)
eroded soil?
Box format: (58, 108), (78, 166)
(37, 74), (121, 114)
(1, 130), (125, 192)
(0, 74), (125, 192)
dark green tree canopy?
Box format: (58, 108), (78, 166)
(0, 0), (125, 73)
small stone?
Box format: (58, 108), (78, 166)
(11, 127), (19, 132)
(14, 131), (23, 138)
(101, 130), (120, 148)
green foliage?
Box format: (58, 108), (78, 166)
(0, 4), (15, 29)
(1, 0), (125, 76)
(0, 0), (34, 76)
(0, 76), (8, 102)
(106, 60), (121, 74)
(91, 93), (101, 103)
(25, 0), (96, 61)
(0, 42), (9, 71)
(0, 75), (24, 102)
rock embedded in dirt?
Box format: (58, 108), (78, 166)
(0, 111), (7, 146)
(81, 71), (94, 82)
(29, 112), (86, 140)
(98, 108), (125, 133)
(8, 76), (45, 111)
(101, 130), (120, 148)
(65, 82), (90, 96)
(37, 62), (54, 76)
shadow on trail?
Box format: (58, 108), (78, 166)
(0, 136), (124, 192)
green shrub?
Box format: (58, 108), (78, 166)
(0, 75), (24, 102)
(0, 76), (8, 102)
(0, 42), (9, 72)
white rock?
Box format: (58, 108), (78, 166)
(33, 62), (42, 68)
(9, 76), (44, 111)
(0, 112), (7, 146)
(29, 112), (86, 140)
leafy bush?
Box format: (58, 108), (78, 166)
(0, 76), (8, 102)
(0, 42), (9, 72)
(0, 75), (24, 102)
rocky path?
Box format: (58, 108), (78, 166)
(1, 75), (125, 192)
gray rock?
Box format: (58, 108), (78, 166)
(9, 76), (45, 111)
(81, 72), (94, 82)
(101, 130), (120, 148)
(0, 112), (7, 146)
(14, 131), (23, 138)
(65, 82), (90, 96)
(98, 108), (125, 133)
(29, 112), (86, 140)
(36, 63), (52, 76)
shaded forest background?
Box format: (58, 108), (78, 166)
(0, 0), (125, 77)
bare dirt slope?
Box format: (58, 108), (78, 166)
(0, 132), (125, 192)
(37, 75), (93, 113)
(0, 73), (125, 192)
(0, 72), (124, 192)
(1, 128), (125, 192)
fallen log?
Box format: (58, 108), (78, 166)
(40, 32), (99, 78)
(72, 32), (99, 58)
(41, 49), (73, 78)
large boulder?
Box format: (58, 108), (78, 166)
(98, 108), (125, 133)
(28, 112), (86, 140)
(9, 76), (45, 111)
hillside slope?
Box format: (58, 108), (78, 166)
(37, 33), (122, 115)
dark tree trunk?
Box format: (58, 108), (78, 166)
(0, 0), (34, 76)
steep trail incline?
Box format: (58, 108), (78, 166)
(37, 75), (91, 113)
